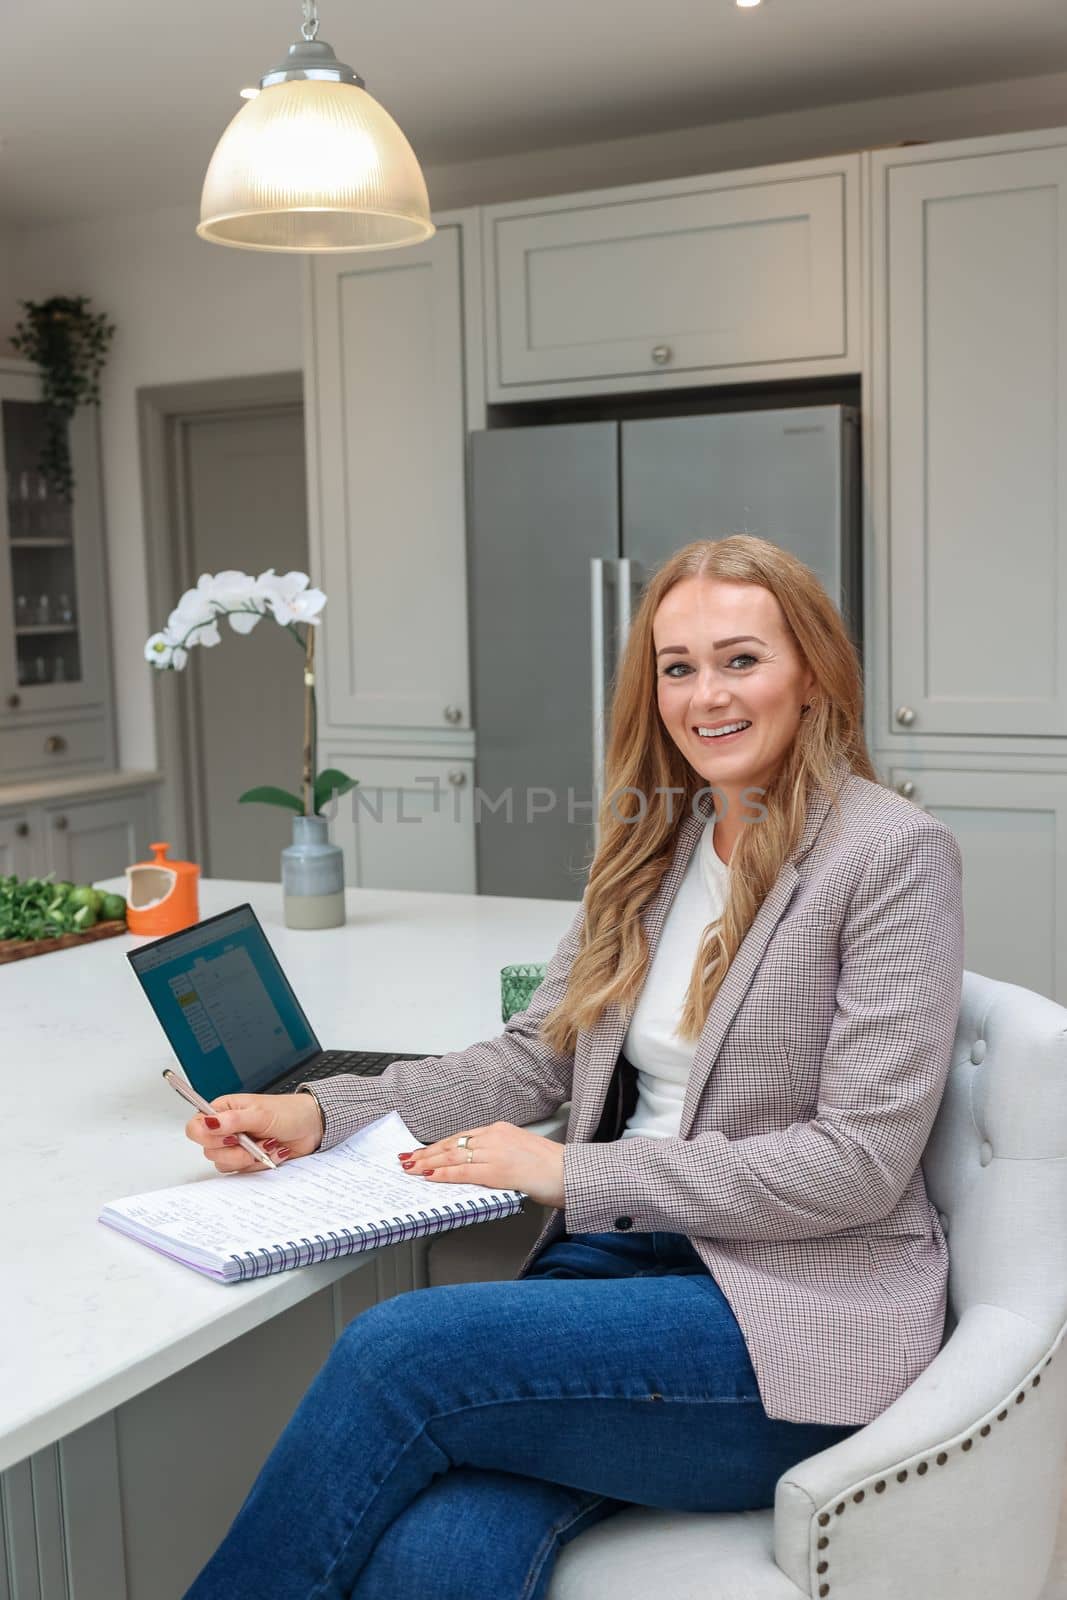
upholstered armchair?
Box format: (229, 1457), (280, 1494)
(550, 970), (1067, 1600)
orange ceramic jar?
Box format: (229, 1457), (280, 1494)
(125, 843), (200, 936)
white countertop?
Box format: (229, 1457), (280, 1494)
(1, 877), (576, 1472)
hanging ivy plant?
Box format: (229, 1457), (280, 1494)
(10, 296), (115, 501)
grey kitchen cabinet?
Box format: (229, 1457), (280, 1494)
(321, 748), (476, 894)
(875, 754), (1067, 1004)
(303, 210), (483, 893)
(483, 153), (861, 402)
(304, 210), (482, 738)
(869, 130), (1067, 744)
(43, 790), (155, 884)
(0, 781), (158, 884)
(0, 810), (33, 877)
(0, 359), (116, 773)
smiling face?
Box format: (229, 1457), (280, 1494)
(653, 577), (817, 821)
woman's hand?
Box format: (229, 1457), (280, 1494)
(184, 1092), (324, 1174)
(398, 1121), (565, 1208)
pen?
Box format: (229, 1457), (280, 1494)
(161, 1068), (279, 1170)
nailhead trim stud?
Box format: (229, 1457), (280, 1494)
(813, 1341), (1058, 1600)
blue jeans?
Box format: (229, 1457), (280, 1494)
(184, 1231), (861, 1600)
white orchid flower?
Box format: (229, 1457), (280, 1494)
(200, 569), (268, 633)
(167, 606), (221, 649)
(146, 568), (326, 669)
(144, 632), (174, 668)
(257, 568), (326, 626)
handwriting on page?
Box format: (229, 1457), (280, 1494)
(112, 1112), (523, 1256)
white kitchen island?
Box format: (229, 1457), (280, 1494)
(1, 878), (575, 1599)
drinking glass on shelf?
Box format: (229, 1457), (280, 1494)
(34, 656), (47, 684)
(57, 592), (74, 624)
(36, 476), (49, 539)
(36, 593), (51, 626)
(53, 656), (66, 684)
(15, 471), (31, 539)
(14, 594), (29, 627)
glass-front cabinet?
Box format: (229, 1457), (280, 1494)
(0, 359), (114, 778)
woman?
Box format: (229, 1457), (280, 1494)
(184, 535), (964, 1600)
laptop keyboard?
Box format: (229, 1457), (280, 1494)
(267, 1049), (432, 1093)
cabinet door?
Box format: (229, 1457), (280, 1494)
(881, 761), (1067, 1004)
(881, 143), (1067, 739)
(0, 811), (36, 877)
(322, 751), (475, 893)
(307, 223), (472, 733)
(484, 155), (859, 400)
(43, 790), (152, 884)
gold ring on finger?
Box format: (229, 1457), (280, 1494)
(466, 1150), (474, 1163)
(456, 1134), (473, 1150)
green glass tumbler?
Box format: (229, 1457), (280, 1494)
(500, 962), (548, 1023)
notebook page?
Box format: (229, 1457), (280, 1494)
(100, 1111), (524, 1261)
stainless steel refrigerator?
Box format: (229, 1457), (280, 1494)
(468, 405), (861, 900)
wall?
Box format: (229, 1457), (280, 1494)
(3, 63), (1067, 770)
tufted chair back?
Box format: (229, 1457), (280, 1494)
(925, 970), (1067, 1350)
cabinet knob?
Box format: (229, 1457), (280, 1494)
(447, 769), (467, 787)
(15, 821), (29, 838)
(651, 344), (673, 366)
(895, 706), (916, 726)
(53, 814), (69, 831)
(6, 693), (20, 710)
(443, 705), (463, 725)
(895, 780), (916, 799)
(44, 734), (67, 754)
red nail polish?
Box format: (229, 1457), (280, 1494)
(205, 1116), (221, 1129)
(397, 1152), (412, 1159)
(424, 1168), (435, 1176)
(223, 1136), (238, 1147)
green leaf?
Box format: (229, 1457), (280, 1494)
(314, 768), (359, 814)
(237, 785), (304, 813)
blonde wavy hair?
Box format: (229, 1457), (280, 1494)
(538, 534), (878, 1057)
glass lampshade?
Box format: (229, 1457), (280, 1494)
(197, 78), (435, 252)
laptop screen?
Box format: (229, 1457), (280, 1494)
(127, 904), (321, 1098)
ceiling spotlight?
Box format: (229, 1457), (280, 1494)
(736, 0), (763, 8)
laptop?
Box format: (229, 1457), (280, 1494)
(126, 902), (432, 1101)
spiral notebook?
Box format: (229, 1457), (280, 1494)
(98, 1112), (526, 1283)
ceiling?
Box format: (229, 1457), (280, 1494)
(2, 0), (1067, 228)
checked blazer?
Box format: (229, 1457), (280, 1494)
(302, 755), (965, 1427)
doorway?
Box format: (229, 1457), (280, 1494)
(139, 373), (309, 879)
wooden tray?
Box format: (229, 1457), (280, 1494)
(0, 918), (128, 965)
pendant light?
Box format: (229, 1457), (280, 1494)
(197, 0), (434, 253)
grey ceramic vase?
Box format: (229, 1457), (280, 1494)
(282, 814), (345, 930)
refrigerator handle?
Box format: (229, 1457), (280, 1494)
(615, 559), (643, 661)
(591, 558), (612, 844)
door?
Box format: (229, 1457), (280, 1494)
(180, 407), (309, 881)
(469, 423), (618, 900)
(621, 407), (862, 651)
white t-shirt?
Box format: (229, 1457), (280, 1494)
(620, 817), (730, 1140)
